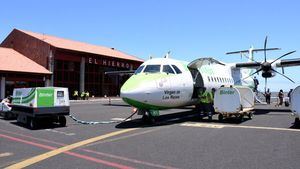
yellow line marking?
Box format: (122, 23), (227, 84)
(180, 122), (300, 132)
(5, 128), (137, 169)
(86, 126), (170, 147)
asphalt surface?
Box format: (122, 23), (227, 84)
(0, 99), (300, 169)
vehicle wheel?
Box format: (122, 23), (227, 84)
(58, 116), (66, 127)
(29, 118), (37, 130)
(295, 118), (300, 126)
(3, 112), (10, 120)
(248, 112), (253, 119)
(238, 114), (244, 122)
(218, 114), (224, 122)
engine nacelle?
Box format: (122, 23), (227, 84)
(262, 71), (276, 78)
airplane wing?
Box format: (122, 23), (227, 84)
(234, 58), (300, 69)
(276, 58), (300, 67)
(104, 70), (135, 75)
(234, 62), (261, 68)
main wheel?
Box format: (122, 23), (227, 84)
(295, 118), (300, 126)
(58, 116), (67, 127)
(238, 114), (244, 122)
(218, 114), (224, 122)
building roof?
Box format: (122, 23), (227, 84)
(18, 29), (143, 62)
(0, 47), (52, 74)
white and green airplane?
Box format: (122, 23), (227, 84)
(120, 38), (300, 121)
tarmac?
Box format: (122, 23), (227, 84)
(0, 99), (299, 169)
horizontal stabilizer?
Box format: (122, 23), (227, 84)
(226, 48), (280, 55)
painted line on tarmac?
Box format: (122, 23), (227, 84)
(4, 128), (137, 169)
(0, 152), (13, 158)
(85, 127), (168, 147)
(45, 129), (76, 136)
(0, 133), (135, 169)
(180, 122), (300, 132)
(0, 129), (177, 169)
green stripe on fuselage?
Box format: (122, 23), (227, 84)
(121, 73), (175, 92)
(122, 97), (170, 110)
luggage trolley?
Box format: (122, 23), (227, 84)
(290, 85), (300, 126)
(214, 86), (255, 122)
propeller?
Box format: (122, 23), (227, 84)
(242, 36), (296, 93)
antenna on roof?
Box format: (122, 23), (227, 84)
(149, 54), (153, 59)
(164, 51), (171, 58)
(42, 33), (46, 41)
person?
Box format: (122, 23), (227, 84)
(198, 87), (214, 120)
(264, 88), (271, 104)
(288, 89), (293, 103)
(278, 89), (284, 106)
(85, 91), (90, 100)
(73, 90), (78, 100)
(253, 76), (259, 92)
(80, 91), (85, 100)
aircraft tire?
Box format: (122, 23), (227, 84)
(142, 114), (156, 124)
(295, 118), (300, 126)
(218, 114), (224, 122)
(238, 114), (244, 122)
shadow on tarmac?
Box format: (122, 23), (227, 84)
(116, 110), (251, 129)
(10, 120), (66, 130)
(102, 103), (131, 107)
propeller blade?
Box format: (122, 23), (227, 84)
(272, 68), (295, 83)
(264, 36), (268, 62)
(270, 50), (296, 64)
(242, 68), (262, 81)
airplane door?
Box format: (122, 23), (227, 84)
(189, 68), (204, 98)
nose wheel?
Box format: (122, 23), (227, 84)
(141, 111), (156, 124)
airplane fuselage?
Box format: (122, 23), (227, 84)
(120, 57), (254, 110)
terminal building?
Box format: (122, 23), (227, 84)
(0, 29), (143, 99)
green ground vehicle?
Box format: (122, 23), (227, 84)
(11, 87), (70, 129)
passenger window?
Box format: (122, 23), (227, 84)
(143, 65), (161, 73)
(134, 65), (145, 74)
(163, 65), (175, 74)
(171, 65), (182, 74)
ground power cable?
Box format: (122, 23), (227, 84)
(68, 110), (137, 125)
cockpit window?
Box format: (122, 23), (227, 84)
(143, 65), (161, 73)
(134, 65), (145, 74)
(162, 65), (175, 74)
(171, 65), (182, 74)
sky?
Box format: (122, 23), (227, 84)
(1, 0), (300, 92)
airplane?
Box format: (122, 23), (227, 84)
(119, 37), (300, 123)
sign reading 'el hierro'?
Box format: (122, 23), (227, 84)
(88, 57), (133, 69)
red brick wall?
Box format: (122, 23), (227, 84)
(1, 29), (50, 68)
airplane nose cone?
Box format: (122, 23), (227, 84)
(120, 74), (155, 107)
